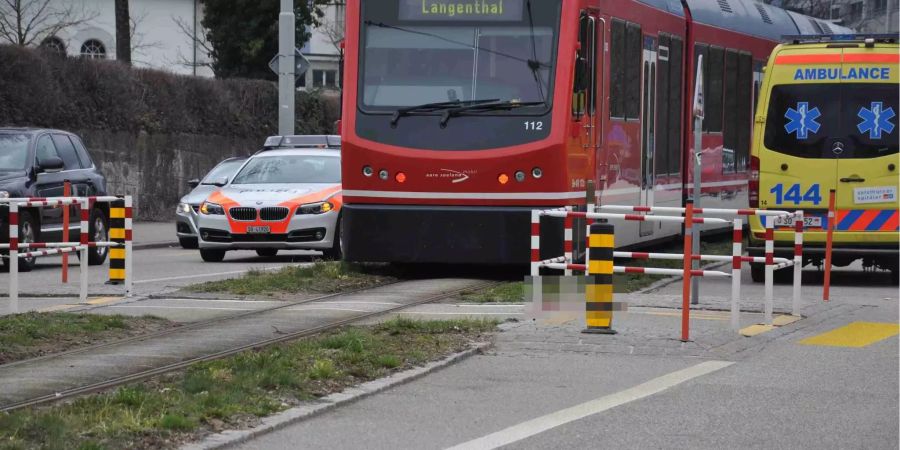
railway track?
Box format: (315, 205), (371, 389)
(0, 278), (499, 412)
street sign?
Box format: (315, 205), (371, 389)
(268, 48), (310, 81)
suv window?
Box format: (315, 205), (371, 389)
(70, 136), (94, 168)
(35, 135), (61, 164)
(0, 133), (30, 170)
(51, 134), (83, 169)
(764, 83), (898, 159)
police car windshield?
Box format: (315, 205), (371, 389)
(0, 134), (30, 171)
(231, 155), (341, 184)
(764, 83), (898, 158)
(201, 159), (246, 185)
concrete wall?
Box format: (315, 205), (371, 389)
(79, 130), (259, 220)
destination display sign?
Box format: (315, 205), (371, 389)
(399, 0), (524, 21)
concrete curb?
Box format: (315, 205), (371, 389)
(182, 340), (494, 450)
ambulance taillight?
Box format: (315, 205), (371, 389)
(749, 155), (760, 208)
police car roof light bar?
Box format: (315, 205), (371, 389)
(782, 33), (899, 45)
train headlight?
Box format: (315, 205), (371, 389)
(532, 167), (543, 179)
(379, 169), (389, 180)
(514, 171), (526, 182)
(362, 166), (374, 177)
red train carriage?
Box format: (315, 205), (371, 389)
(339, 0), (850, 264)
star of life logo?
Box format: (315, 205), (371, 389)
(784, 102), (821, 140)
(857, 102), (896, 139)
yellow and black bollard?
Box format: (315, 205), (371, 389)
(106, 198), (126, 284)
(584, 222), (616, 334)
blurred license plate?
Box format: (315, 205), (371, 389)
(772, 215), (822, 228)
(246, 226), (270, 234)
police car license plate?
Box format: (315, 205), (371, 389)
(771, 215), (822, 228)
(246, 226), (270, 234)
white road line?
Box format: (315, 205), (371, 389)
(446, 360), (733, 450)
(135, 264), (306, 284)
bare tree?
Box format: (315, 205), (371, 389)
(319, 1), (345, 55)
(115, 0), (130, 64)
(170, 14), (214, 73)
(129, 10), (162, 65)
(0, 0), (98, 46)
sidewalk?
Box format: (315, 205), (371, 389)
(132, 221), (178, 249)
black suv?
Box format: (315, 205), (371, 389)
(0, 128), (109, 271)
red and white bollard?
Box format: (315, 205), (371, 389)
(731, 218), (742, 332)
(792, 211), (804, 316)
(125, 196), (133, 297)
(9, 202), (19, 313)
(79, 198), (90, 303)
(563, 206), (573, 276)
(764, 219), (775, 325)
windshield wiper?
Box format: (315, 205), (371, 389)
(525, 0), (547, 104)
(439, 101), (546, 127)
(391, 99), (499, 126)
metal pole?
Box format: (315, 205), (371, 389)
(731, 218), (742, 332)
(278, 0), (295, 136)
(681, 201), (694, 342)
(691, 125), (701, 304)
(9, 202), (18, 313)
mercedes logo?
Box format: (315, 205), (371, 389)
(832, 141), (845, 155)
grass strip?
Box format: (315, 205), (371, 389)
(0, 318), (497, 450)
(0, 313), (173, 365)
(460, 282), (524, 303)
(185, 261), (397, 296)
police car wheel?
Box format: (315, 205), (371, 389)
(323, 220), (342, 261)
(200, 249), (226, 262)
(256, 249), (278, 258)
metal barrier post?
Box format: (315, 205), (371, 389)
(731, 218), (742, 332)
(564, 206), (573, 276)
(9, 202), (18, 313)
(125, 196), (133, 296)
(823, 190), (836, 302)
(62, 180), (70, 283)
(584, 179), (595, 274)
(79, 199), (90, 303)
(764, 219), (774, 325)
(681, 201), (694, 342)
(107, 199), (126, 284)
(530, 209), (542, 308)
(792, 211), (804, 316)
(584, 222), (615, 334)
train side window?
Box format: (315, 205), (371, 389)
(722, 49), (739, 173)
(655, 34), (671, 176)
(610, 19), (626, 119)
(694, 43), (708, 131)
(706, 46), (724, 133)
(668, 36), (683, 175)
(736, 52), (753, 172)
(625, 22), (642, 120)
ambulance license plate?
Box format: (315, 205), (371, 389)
(771, 215), (822, 228)
(246, 226), (270, 234)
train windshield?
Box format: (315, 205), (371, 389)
(359, 0), (561, 110)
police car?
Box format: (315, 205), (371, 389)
(748, 34), (899, 283)
(195, 144), (342, 262)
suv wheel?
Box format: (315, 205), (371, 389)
(200, 248), (226, 262)
(2, 211), (38, 272)
(87, 208), (109, 265)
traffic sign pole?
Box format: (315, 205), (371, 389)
(278, 0), (295, 136)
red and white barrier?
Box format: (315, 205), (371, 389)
(4, 196), (132, 313)
(530, 203), (805, 338)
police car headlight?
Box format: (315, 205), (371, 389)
(200, 202), (225, 215)
(177, 203), (192, 214)
(0, 191), (9, 199)
(297, 201), (333, 215)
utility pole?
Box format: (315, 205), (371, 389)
(278, 0), (296, 136)
(691, 55), (704, 305)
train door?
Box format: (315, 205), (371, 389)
(640, 36), (657, 237)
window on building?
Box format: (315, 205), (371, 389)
(871, 0), (887, 13)
(40, 36), (66, 55)
(80, 39), (106, 59)
(312, 69), (338, 88)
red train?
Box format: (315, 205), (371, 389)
(339, 0), (850, 264)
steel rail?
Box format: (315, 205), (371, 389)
(0, 279), (499, 412)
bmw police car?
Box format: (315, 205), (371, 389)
(195, 147), (342, 262)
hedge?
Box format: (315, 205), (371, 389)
(0, 45), (336, 136)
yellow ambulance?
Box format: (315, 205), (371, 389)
(749, 34), (899, 283)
